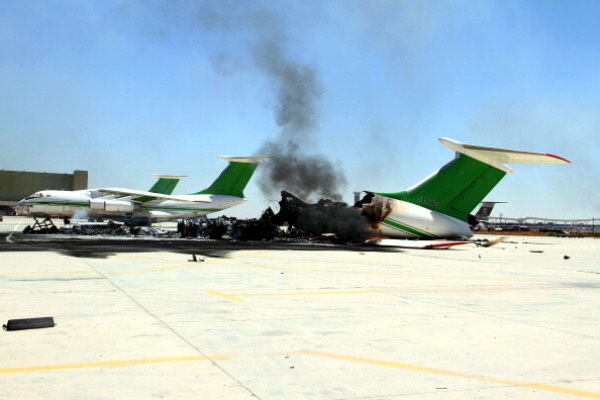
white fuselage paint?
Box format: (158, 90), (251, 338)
(364, 195), (473, 239)
(14, 190), (244, 223)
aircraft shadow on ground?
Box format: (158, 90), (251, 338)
(0, 234), (403, 259)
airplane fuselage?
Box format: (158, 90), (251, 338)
(361, 194), (473, 239)
(15, 190), (244, 224)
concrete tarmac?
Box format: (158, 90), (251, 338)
(1, 217), (599, 399)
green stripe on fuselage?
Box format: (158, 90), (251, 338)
(381, 218), (435, 239)
(28, 200), (221, 213)
(29, 201), (89, 207)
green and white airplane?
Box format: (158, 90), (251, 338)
(358, 138), (570, 240)
(15, 157), (264, 226)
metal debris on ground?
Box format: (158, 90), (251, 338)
(473, 237), (507, 247)
(3, 317), (55, 331)
(23, 220), (180, 238)
(22, 217), (58, 234)
(189, 254), (205, 262)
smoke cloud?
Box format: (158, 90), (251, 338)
(251, 35), (346, 200)
(186, 2), (348, 201)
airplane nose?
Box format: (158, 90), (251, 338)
(14, 202), (28, 215)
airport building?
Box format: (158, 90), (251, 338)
(0, 169), (88, 214)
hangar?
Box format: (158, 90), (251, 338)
(0, 169), (87, 215)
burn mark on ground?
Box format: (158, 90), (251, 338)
(0, 234), (401, 259)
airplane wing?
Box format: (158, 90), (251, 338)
(97, 188), (212, 203)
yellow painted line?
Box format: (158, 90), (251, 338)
(211, 286), (546, 300)
(0, 354), (229, 375)
(241, 289), (376, 297)
(109, 262), (197, 275)
(302, 351), (600, 399)
(205, 289), (244, 302)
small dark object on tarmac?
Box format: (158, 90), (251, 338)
(530, 250), (544, 254)
(190, 254), (205, 262)
(564, 255), (570, 260)
(3, 317), (55, 331)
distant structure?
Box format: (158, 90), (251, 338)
(475, 201), (508, 222)
(482, 216), (598, 233)
(0, 169), (88, 215)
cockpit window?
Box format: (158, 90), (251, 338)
(24, 192), (43, 200)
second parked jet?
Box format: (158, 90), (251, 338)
(15, 157), (264, 226)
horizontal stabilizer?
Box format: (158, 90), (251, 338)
(219, 156), (269, 164)
(151, 174), (187, 179)
(439, 138), (570, 173)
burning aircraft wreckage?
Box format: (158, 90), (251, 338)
(18, 138), (570, 245)
(21, 190), (478, 245)
(29, 191), (375, 244)
(179, 191), (370, 243)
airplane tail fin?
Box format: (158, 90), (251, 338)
(475, 201), (507, 221)
(377, 138), (570, 222)
(133, 175), (187, 202)
(194, 157), (266, 198)
(149, 175), (186, 195)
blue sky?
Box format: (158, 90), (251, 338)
(1, 1), (599, 218)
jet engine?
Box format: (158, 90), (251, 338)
(89, 199), (134, 213)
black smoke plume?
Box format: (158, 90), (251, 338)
(252, 36), (346, 200)
(191, 2), (348, 201)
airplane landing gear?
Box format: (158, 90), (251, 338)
(23, 217), (59, 234)
(63, 218), (71, 225)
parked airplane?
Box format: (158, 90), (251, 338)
(474, 201), (507, 222)
(15, 157), (264, 227)
(357, 138), (570, 240)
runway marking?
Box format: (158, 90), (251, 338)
(205, 286), (545, 301)
(302, 350), (600, 399)
(205, 289), (244, 302)
(0, 354), (230, 375)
